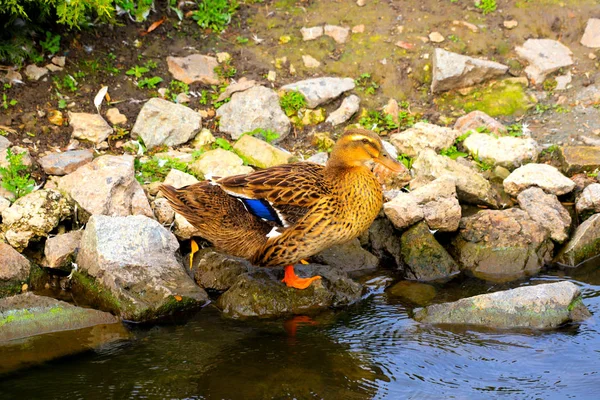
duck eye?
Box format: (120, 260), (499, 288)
(362, 138), (370, 145)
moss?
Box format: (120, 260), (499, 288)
(71, 270), (131, 316)
(436, 80), (535, 117)
(0, 282), (22, 298)
(28, 264), (49, 290)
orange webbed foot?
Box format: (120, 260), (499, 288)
(189, 239), (199, 270)
(281, 265), (321, 289)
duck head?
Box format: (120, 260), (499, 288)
(327, 129), (403, 173)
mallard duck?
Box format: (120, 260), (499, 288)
(160, 128), (402, 289)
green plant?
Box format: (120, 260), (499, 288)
(214, 59), (237, 79)
(192, 0), (239, 32)
(397, 153), (413, 169)
(541, 144), (560, 155)
(279, 91), (307, 117)
(236, 36), (249, 44)
(126, 65), (149, 78)
(456, 130), (473, 142)
(440, 146), (467, 160)
(247, 128), (280, 144)
(355, 73), (379, 95)
(134, 156), (193, 184)
(359, 110), (398, 134)
(587, 168), (599, 178)
(475, 0), (496, 14)
(506, 123), (523, 137)
(138, 76), (163, 89)
(553, 105), (569, 114)
(212, 137), (233, 151)
(534, 103), (551, 114)
(115, 0), (154, 22)
(473, 153), (493, 171)
(1, 93), (17, 109)
(0, 148), (35, 200)
(40, 31), (61, 55)
(59, 74), (78, 92)
(144, 59), (158, 70)
(543, 78), (557, 92)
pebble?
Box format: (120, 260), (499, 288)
(302, 55), (321, 68)
(503, 20), (518, 29)
(106, 108), (127, 125)
(428, 32), (445, 43)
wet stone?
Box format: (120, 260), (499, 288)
(38, 149), (94, 176)
(0, 242), (30, 297)
(217, 264), (362, 318)
(311, 238), (379, 273)
(190, 249), (251, 291)
(387, 281), (436, 306)
(554, 214), (600, 268)
(414, 281), (590, 329)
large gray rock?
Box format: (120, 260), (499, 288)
(325, 94), (360, 126)
(400, 222), (460, 281)
(166, 54), (219, 85)
(581, 18), (600, 48)
(463, 133), (539, 170)
(414, 281), (590, 329)
(554, 214), (600, 267)
(281, 77), (355, 108)
(69, 112), (113, 143)
(44, 230), (83, 271)
(431, 48), (509, 93)
(515, 39), (574, 84)
(0, 293), (119, 342)
(384, 176), (461, 232)
(503, 163), (575, 197)
(450, 209), (554, 282)
(389, 122), (461, 158)
(58, 155), (154, 221)
(75, 215), (209, 321)
(0, 242), (30, 297)
(518, 187), (571, 243)
(38, 149), (94, 176)
(190, 249), (250, 291)
(217, 264), (362, 318)
(131, 98), (202, 149)
(216, 86), (291, 141)
(311, 238), (379, 273)
(412, 149), (497, 207)
(576, 183), (600, 214)
(1, 190), (72, 251)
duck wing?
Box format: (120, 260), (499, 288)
(216, 162), (330, 227)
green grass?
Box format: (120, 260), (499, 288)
(192, 0), (239, 32)
(354, 73), (379, 95)
(0, 148), (35, 200)
(475, 0), (497, 14)
(246, 128), (280, 144)
(279, 91), (307, 117)
(134, 156), (198, 184)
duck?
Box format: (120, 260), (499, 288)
(159, 128), (402, 289)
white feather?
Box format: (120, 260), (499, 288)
(266, 227), (282, 238)
(94, 86), (109, 113)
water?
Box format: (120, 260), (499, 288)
(1, 264), (599, 399)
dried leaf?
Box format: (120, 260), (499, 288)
(141, 17), (166, 36)
(94, 86), (109, 113)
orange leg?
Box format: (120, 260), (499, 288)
(189, 239), (199, 270)
(281, 265), (321, 289)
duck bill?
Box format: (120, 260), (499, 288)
(375, 152), (404, 173)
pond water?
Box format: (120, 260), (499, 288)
(1, 263), (599, 399)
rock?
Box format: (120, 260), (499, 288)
(412, 149), (497, 207)
(581, 18), (600, 48)
(45, 63), (62, 72)
(232, 135), (293, 168)
(177, 93), (192, 103)
(44, 230), (83, 271)
(152, 197), (175, 225)
(51, 56), (65, 67)
(217, 264), (362, 318)
(503, 20), (518, 29)
(518, 187), (571, 243)
(307, 152), (328, 165)
(24, 64), (48, 81)
(390, 122), (461, 158)
(555, 72), (572, 90)
(0, 136), (10, 151)
(281, 77), (355, 108)
(503, 163), (575, 197)
(105, 108), (127, 125)
(559, 146), (600, 175)
(454, 110), (507, 135)
(352, 24), (365, 33)
(302, 55), (321, 68)
(384, 176), (461, 232)
(428, 32), (444, 43)
(383, 98), (399, 122)
(311, 238), (379, 273)
(173, 212), (201, 240)
(463, 133), (539, 170)
(301, 26), (324, 41)
(38, 149), (94, 176)
(431, 48), (509, 93)
(554, 214), (600, 267)
(400, 222), (460, 281)
(0, 242), (30, 297)
(131, 98), (202, 149)
(166, 54), (219, 85)
(191, 249), (250, 291)
(576, 183), (600, 215)
(162, 168), (199, 189)
(189, 148), (253, 179)
(300, 108), (325, 125)
(69, 112), (113, 143)
(216, 52), (230, 63)
(324, 25), (350, 43)
(0, 293), (120, 342)
(450, 209), (553, 282)
(191, 128), (216, 148)
(515, 39), (573, 84)
(58, 155), (154, 221)
(0, 146), (32, 168)
(215, 77), (257, 102)
(2, 190), (72, 251)
(0, 196), (9, 214)
(75, 215), (208, 321)
(414, 281), (590, 329)
(366, 217), (403, 267)
(387, 281), (436, 305)
(325, 95), (360, 126)
(216, 86), (291, 141)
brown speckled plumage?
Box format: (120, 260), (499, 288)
(159, 129), (401, 268)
